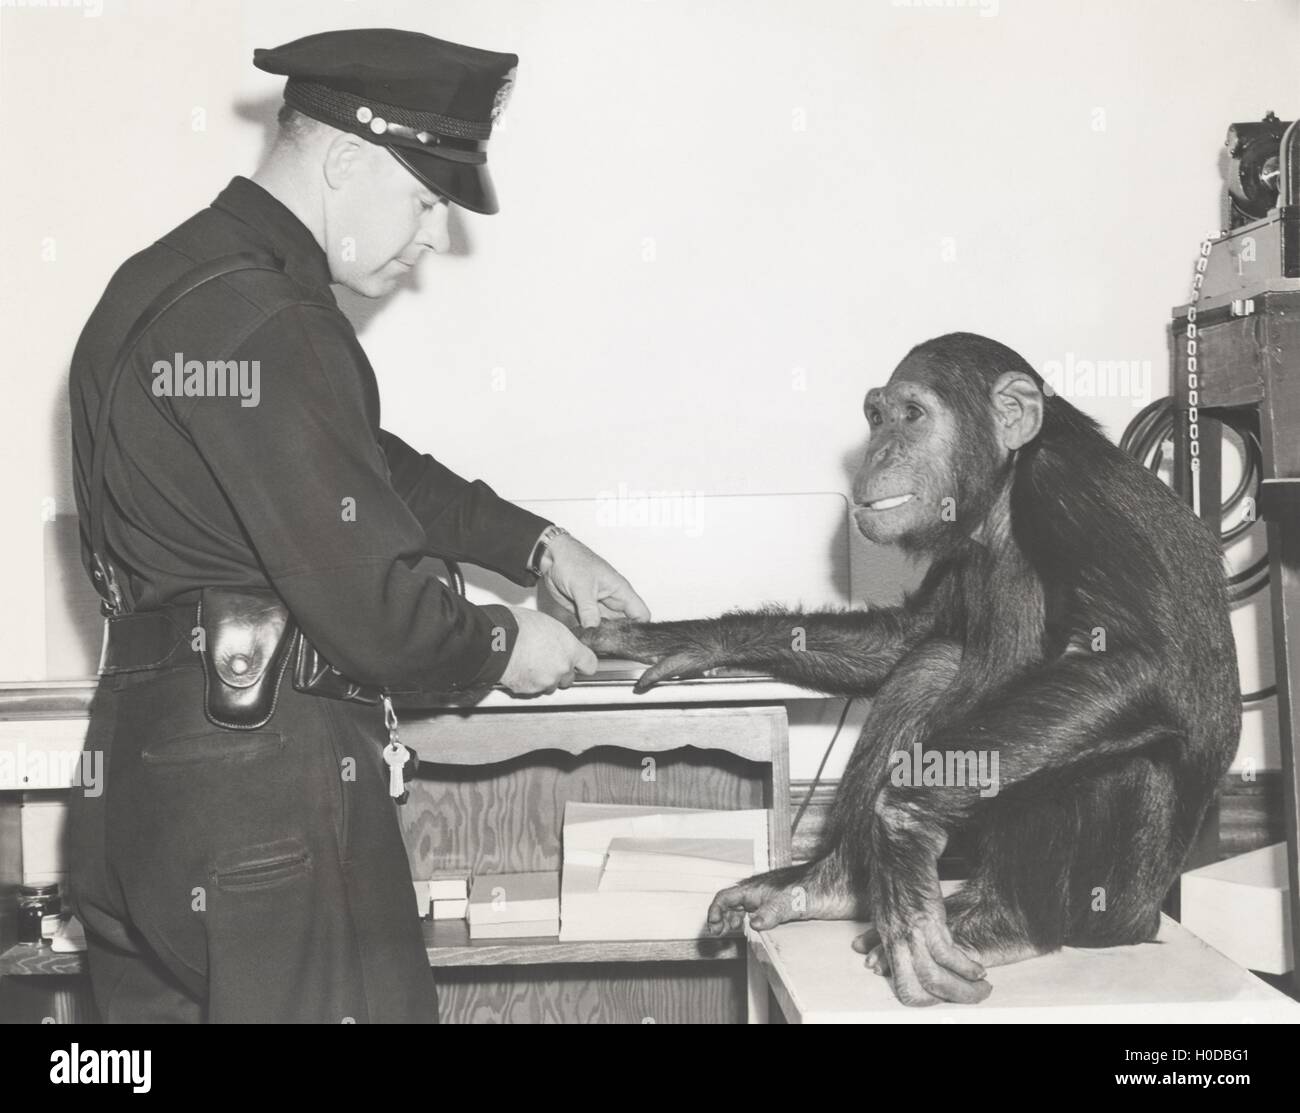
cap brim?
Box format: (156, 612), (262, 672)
(388, 146), (499, 215)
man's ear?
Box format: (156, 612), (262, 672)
(322, 131), (367, 190)
(990, 371), (1044, 451)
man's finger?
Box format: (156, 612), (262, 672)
(575, 596), (602, 629)
(613, 586), (651, 622)
(573, 644), (599, 674)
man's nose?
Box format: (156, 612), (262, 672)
(417, 201), (451, 254)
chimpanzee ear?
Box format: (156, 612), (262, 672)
(990, 372), (1044, 451)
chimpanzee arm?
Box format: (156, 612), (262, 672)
(580, 567), (953, 695)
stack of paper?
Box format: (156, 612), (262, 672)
(431, 870), (471, 922)
(560, 803), (768, 941)
(414, 870), (472, 920)
(468, 872), (560, 939)
(597, 837), (757, 893)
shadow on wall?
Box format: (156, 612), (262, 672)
(45, 516), (103, 679)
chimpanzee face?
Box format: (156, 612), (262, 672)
(851, 357), (1003, 551)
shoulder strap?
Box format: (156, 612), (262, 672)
(89, 254), (284, 614)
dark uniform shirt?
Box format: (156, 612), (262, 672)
(69, 176), (550, 690)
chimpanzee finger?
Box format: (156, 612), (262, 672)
(703, 907), (748, 938)
(917, 964), (992, 1005)
(705, 885), (747, 931)
(885, 942), (942, 1008)
(633, 652), (709, 692)
(864, 944), (891, 977)
(909, 940), (991, 1005)
(927, 933), (986, 982)
(707, 881), (784, 936)
(850, 926), (881, 955)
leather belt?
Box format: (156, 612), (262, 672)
(99, 602), (201, 675)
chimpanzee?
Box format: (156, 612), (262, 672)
(581, 333), (1240, 1006)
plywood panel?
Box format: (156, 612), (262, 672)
(400, 746), (766, 879)
(435, 962), (745, 1024)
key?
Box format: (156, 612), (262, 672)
(402, 745), (419, 784)
(381, 694), (411, 804)
(383, 740), (409, 801)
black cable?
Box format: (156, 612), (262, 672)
(1242, 686), (1278, 703)
(1120, 398), (1273, 703)
(791, 697), (855, 838)
(1119, 398), (1263, 548)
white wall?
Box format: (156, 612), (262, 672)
(2, 0), (1296, 772)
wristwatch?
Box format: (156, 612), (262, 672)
(527, 524), (569, 575)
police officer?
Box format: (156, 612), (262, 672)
(66, 28), (648, 1023)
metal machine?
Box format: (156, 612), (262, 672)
(1170, 114), (1300, 992)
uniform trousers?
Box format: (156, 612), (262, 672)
(67, 661), (438, 1023)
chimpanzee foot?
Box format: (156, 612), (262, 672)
(705, 864), (864, 937)
(851, 904), (1047, 1006)
(853, 923), (1041, 972)
(850, 914), (993, 1006)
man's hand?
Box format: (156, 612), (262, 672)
(539, 534), (651, 628)
(498, 607), (598, 696)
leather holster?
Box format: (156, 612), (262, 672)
(198, 587), (296, 730)
(198, 587), (381, 730)
(291, 630), (381, 706)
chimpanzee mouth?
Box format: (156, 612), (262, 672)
(862, 493), (915, 511)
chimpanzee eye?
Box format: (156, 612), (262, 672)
(866, 408), (883, 427)
(904, 403), (924, 422)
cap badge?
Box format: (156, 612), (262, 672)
(491, 66), (516, 126)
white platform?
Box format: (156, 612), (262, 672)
(1182, 844), (1294, 976)
(747, 916), (1300, 1023)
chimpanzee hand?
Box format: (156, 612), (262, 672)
(576, 619), (720, 693)
(854, 880), (990, 1006)
(575, 618), (641, 658)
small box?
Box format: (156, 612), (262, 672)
(428, 871), (471, 902)
(468, 872), (559, 926)
(432, 898), (468, 921)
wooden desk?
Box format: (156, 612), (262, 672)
(395, 671), (805, 1023)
